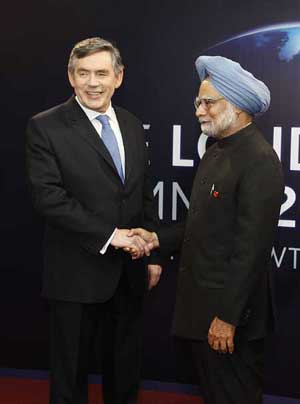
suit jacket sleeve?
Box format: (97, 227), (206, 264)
(139, 126), (186, 261)
(26, 117), (116, 255)
(140, 130), (163, 265)
(217, 155), (284, 326)
(156, 222), (185, 257)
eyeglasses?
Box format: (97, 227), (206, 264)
(194, 96), (224, 110)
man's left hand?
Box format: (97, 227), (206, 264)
(147, 265), (162, 290)
(208, 316), (236, 354)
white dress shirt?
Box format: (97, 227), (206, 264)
(75, 97), (125, 254)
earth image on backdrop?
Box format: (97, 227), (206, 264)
(204, 23), (300, 130)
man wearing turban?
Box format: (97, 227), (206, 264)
(129, 56), (284, 404)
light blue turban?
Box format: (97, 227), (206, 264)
(195, 55), (270, 116)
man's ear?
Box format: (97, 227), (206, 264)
(115, 69), (124, 89)
(235, 106), (243, 116)
(68, 70), (75, 88)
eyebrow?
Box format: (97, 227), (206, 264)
(77, 68), (109, 73)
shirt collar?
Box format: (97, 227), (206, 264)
(75, 96), (116, 123)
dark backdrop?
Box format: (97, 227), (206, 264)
(1, 0), (300, 399)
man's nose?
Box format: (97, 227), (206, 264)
(195, 103), (207, 118)
(87, 74), (100, 86)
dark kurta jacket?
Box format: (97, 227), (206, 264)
(26, 97), (159, 303)
(159, 123), (284, 340)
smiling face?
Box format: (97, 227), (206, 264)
(195, 79), (239, 139)
(68, 50), (123, 113)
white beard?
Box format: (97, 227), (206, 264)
(200, 103), (237, 138)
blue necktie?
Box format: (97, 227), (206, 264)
(96, 115), (125, 183)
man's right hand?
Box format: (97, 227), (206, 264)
(123, 228), (160, 259)
(111, 229), (151, 259)
(128, 228), (160, 250)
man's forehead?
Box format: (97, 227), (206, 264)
(198, 78), (221, 98)
(74, 51), (113, 69)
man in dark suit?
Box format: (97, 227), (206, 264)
(129, 56), (284, 404)
(26, 37), (162, 404)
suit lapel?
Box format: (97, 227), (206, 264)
(114, 106), (134, 184)
(64, 97), (121, 181)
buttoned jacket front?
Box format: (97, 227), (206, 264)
(26, 97), (159, 303)
(167, 124), (284, 340)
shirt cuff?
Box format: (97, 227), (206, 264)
(99, 228), (117, 254)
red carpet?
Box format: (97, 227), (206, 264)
(0, 377), (203, 404)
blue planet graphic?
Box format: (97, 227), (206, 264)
(201, 23), (300, 173)
(209, 23), (300, 62)
(202, 23), (300, 126)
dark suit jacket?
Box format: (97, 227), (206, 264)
(158, 123), (284, 340)
(26, 97), (159, 303)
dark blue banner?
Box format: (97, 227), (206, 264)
(2, 0), (300, 399)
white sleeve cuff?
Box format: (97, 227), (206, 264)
(99, 228), (117, 254)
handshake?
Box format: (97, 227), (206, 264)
(111, 228), (160, 259)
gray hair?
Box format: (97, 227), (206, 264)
(68, 37), (124, 76)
